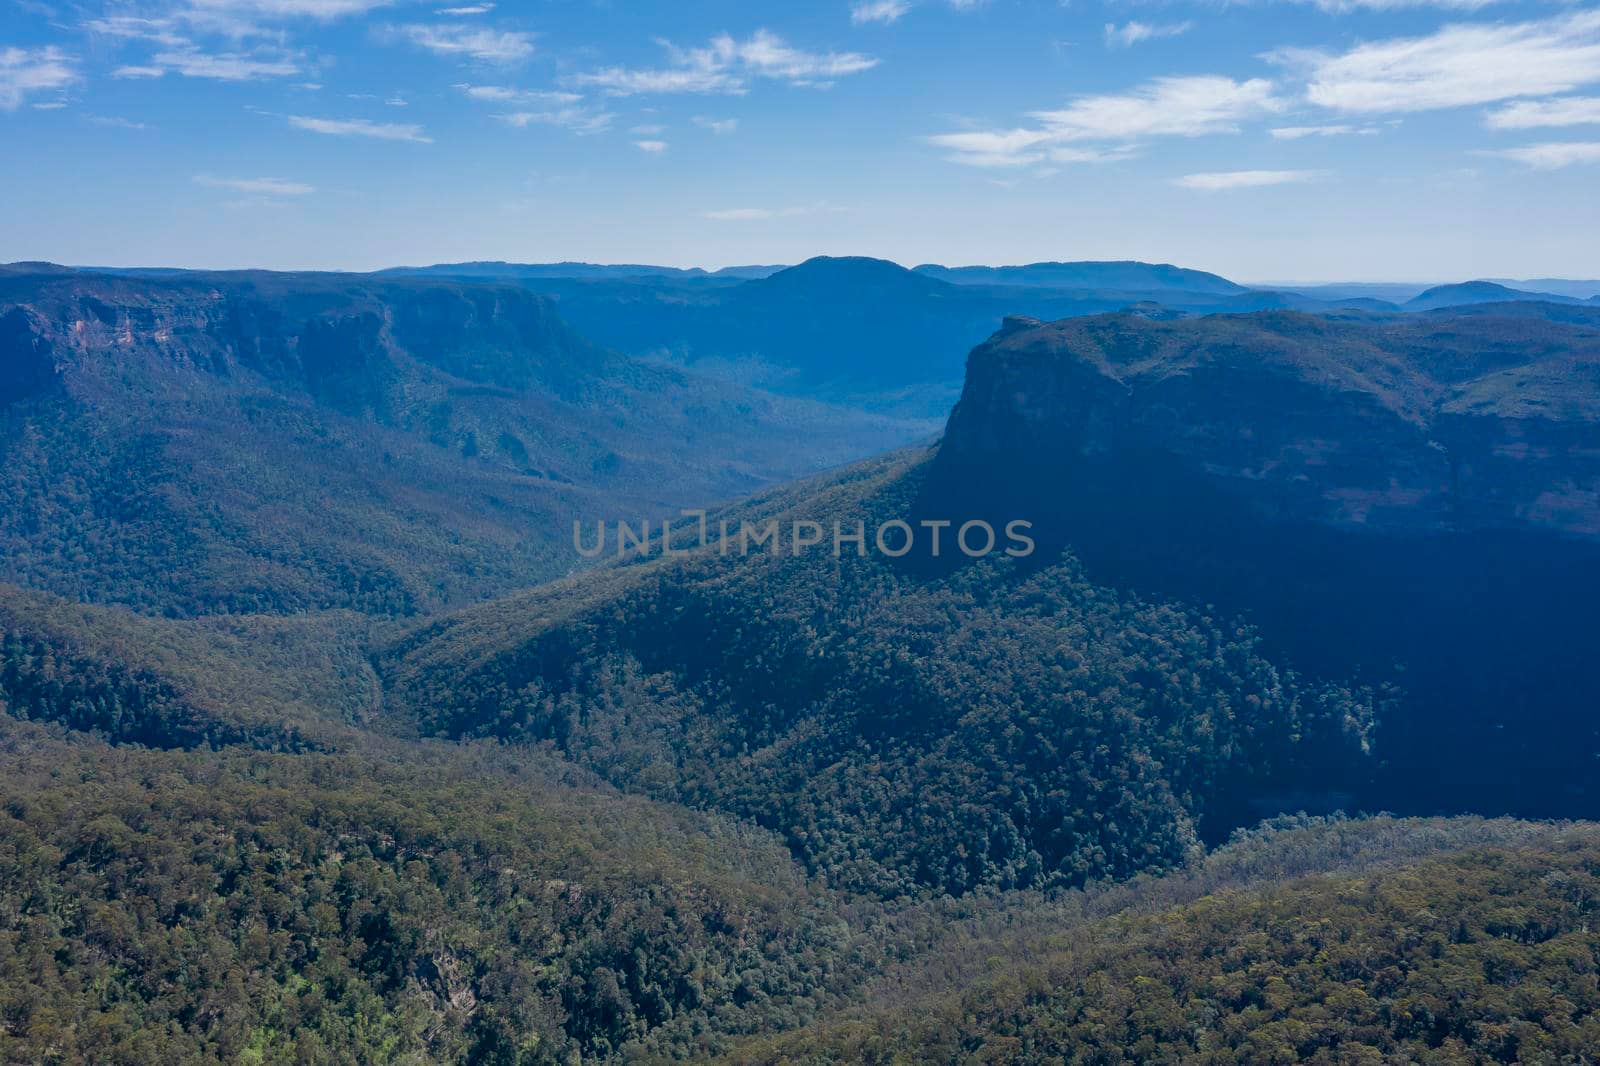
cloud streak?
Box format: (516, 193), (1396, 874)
(1486, 97), (1600, 130)
(1174, 169), (1322, 190)
(930, 76), (1283, 167)
(195, 174), (315, 195)
(1489, 142), (1600, 169)
(1104, 21), (1192, 49)
(397, 23), (535, 62)
(851, 0), (911, 25)
(0, 45), (76, 109)
(289, 115), (432, 141)
(571, 30), (877, 95)
(1292, 10), (1600, 113)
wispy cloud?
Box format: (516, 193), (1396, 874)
(289, 115), (432, 141)
(1299, 0), (1498, 11)
(1270, 123), (1375, 138)
(693, 115), (738, 134)
(396, 23), (535, 62)
(87, 114), (149, 130)
(455, 83), (579, 104)
(436, 3), (493, 13)
(455, 83), (611, 132)
(634, 138), (668, 153)
(702, 203), (836, 221)
(851, 0), (911, 25)
(930, 75), (1283, 167)
(496, 106), (613, 134)
(0, 45), (77, 109)
(184, 0), (396, 18)
(148, 49), (300, 79)
(571, 30), (877, 96)
(1486, 97), (1600, 130)
(195, 174), (314, 195)
(1174, 169), (1322, 190)
(1288, 10), (1600, 113)
(1488, 141), (1600, 169)
(1104, 21), (1192, 49)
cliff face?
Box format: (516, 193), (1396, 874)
(922, 308), (1600, 820)
(0, 272), (622, 413)
(932, 309), (1600, 539)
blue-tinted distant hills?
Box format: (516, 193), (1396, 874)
(913, 259), (1247, 295)
(380, 260), (784, 281)
(1486, 278), (1600, 301)
(1404, 280), (1590, 310)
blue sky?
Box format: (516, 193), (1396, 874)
(3, 0), (1599, 280)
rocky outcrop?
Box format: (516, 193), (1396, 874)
(921, 307), (1600, 818)
(931, 308), (1600, 540)
(0, 308), (60, 405)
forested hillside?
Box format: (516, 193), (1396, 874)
(4, 277), (1600, 1064)
(0, 267), (922, 617)
(383, 452), (1380, 898)
(721, 817), (1600, 1064)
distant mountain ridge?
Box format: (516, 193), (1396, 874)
(379, 260), (784, 281)
(914, 259), (1248, 294)
(1404, 280), (1589, 310)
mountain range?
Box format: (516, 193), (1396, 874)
(4, 254), (1600, 1062)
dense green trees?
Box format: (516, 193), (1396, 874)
(386, 458), (1379, 900)
(724, 821), (1600, 1064)
(0, 723), (867, 1064)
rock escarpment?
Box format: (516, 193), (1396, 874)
(931, 308), (1600, 540)
(922, 306), (1600, 819)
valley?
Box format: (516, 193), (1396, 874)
(2, 257), (1598, 1063)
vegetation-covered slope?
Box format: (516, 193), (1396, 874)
(0, 721), (867, 1065)
(383, 452), (1379, 899)
(721, 817), (1600, 1064)
(0, 268), (922, 617)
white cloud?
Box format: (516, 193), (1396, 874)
(0, 45), (77, 110)
(455, 83), (580, 105)
(437, 3), (493, 13)
(702, 203), (836, 220)
(704, 207), (776, 220)
(183, 0), (394, 18)
(930, 76), (1283, 167)
(1270, 124), (1375, 138)
(397, 24), (535, 62)
(1486, 97), (1600, 130)
(1174, 169), (1321, 190)
(1302, 0), (1498, 11)
(289, 115), (432, 141)
(87, 114), (149, 129)
(195, 174), (314, 194)
(693, 115), (738, 134)
(113, 65), (168, 78)
(149, 49), (300, 79)
(497, 106), (613, 134)
(1488, 141), (1600, 169)
(1104, 21), (1192, 49)
(1293, 10), (1600, 114)
(851, 0), (911, 25)
(634, 138), (668, 152)
(572, 30), (877, 96)
(84, 17), (188, 47)
(454, 83), (611, 133)
(1032, 77), (1284, 138)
